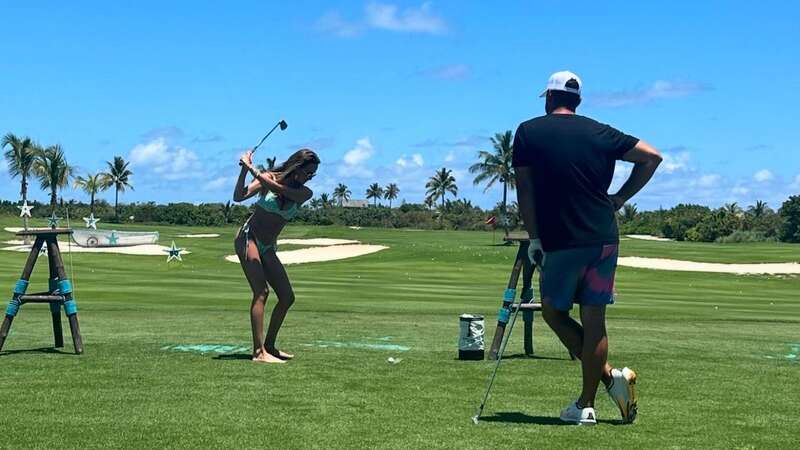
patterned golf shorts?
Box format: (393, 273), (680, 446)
(539, 244), (618, 311)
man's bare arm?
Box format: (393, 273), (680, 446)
(515, 166), (539, 239)
(610, 140), (663, 209)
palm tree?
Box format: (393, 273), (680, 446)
(256, 156), (278, 172)
(2, 133), (36, 229)
(469, 130), (515, 215)
(384, 183), (400, 208)
(724, 202), (742, 217)
(319, 193), (334, 208)
(620, 203), (638, 223)
(333, 183), (351, 206)
(73, 172), (106, 214)
(424, 195), (435, 210)
(33, 144), (74, 212)
(101, 156), (134, 222)
(425, 167), (458, 209)
(308, 198), (322, 209)
(748, 200), (769, 218)
(366, 183), (384, 206)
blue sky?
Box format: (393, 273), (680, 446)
(1, 1), (798, 211)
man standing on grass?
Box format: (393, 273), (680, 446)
(513, 71), (662, 425)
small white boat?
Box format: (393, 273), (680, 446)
(71, 229), (159, 247)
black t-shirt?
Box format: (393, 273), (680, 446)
(512, 114), (638, 252)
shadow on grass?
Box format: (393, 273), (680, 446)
(0, 347), (74, 356)
(454, 354), (572, 362)
(213, 353), (252, 361)
(480, 412), (624, 426)
(502, 353), (573, 361)
(454, 354), (570, 362)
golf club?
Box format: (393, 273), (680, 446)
(472, 256), (540, 425)
(240, 119), (287, 167)
(253, 119), (288, 153)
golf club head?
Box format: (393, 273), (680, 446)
(279, 120), (288, 130)
(472, 415), (480, 425)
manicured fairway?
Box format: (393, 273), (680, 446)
(1, 217), (798, 449)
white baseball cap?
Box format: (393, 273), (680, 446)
(539, 71), (582, 97)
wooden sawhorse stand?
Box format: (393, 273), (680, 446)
(0, 228), (83, 354)
(487, 232), (575, 360)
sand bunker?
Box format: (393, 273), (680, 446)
(626, 234), (673, 242)
(277, 238), (359, 246)
(175, 233), (220, 238)
(225, 244), (387, 265)
(618, 256), (800, 275)
(4, 227), (24, 233)
(1, 243), (190, 256)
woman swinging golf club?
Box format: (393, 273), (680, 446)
(233, 148), (320, 363)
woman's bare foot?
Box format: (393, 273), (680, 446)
(266, 347), (294, 360)
(252, 349), (285, 363)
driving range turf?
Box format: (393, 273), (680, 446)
(0, 216), (798, 449)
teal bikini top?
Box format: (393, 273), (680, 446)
(256, 191), (298, 220)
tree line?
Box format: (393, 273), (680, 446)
(4, 130), (799, 242)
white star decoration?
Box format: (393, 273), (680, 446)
(17, 201), (33, 218)
(164, 241), (184, 262)
(83, 213), (100, 229)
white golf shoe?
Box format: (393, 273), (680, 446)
(559, 401), (597, 425)
(606, 367), (638, 423)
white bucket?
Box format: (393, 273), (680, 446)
(458, 314), (485, 360)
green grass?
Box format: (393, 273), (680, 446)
(0, 216), (798, 449)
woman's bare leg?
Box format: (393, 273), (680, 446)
(235, 232), (284, 363)
(261, 251), (295, 359)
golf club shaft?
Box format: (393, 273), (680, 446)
(252, 122), (282, 153)
(473, 265), (534, 422)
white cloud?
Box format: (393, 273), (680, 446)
(365, 2), (447, 34)
(396, 153), (424, 168)
(203, 176), (236, 192)
(753, 169), (773, 183)
(592, 80), (710, 108)
(444, 151), (455, 162)
(129, 138), (201, 181)
(338, 137), (376, 179)
(316, 12), (362, 37)
(343, 138), (374, 165)
(791, 175), (800, 189)
(318, 3), (447, 37)
(659, 151), (690, 174)
(697, 174), (721, 188)
(732, 186), (749, 196)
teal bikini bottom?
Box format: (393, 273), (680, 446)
(241, 219), (277, 257)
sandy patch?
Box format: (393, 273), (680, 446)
(626, 234), (673, 242)
(225, 244), (387, 265)
(4, 227), (24, 233)
(1, 243), (191, 256)
(277, 238), (360, 246)
(349, 226), (362, 230)
(618, 256), (800, 275)
(175, 233), (220, 238)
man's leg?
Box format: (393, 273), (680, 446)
(577, 304), (608, 408)
(541, 303), (613, 395)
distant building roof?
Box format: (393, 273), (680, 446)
(342, 199), (369, 208)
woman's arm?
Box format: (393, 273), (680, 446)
(242, 164), (313, 204)
(232, 151), (263, 202)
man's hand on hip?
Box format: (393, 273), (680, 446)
(528, 238), (546, 267)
